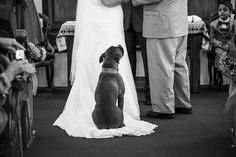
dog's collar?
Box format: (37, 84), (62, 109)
(102, 68), (119, 74)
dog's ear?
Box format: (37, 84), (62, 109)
(99, 53), (106, 63)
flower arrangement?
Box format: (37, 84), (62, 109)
(219, 52), (236, 148)
(27, 42), (47, 61)
(219, 52), (236, 83)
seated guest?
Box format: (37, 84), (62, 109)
(0, 0), (44, 44)
(0, 0), (54, 61)
(0, 37), (35, 134)
(0, 17), (15, 56)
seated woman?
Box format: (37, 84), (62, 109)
(0, 37), (35, 134)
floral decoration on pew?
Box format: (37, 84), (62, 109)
(219, 52), (236, 83)
(219, 51), (236, 148)
(28, 42), (47, 61)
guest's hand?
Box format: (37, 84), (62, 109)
(0, 37), (25, 53)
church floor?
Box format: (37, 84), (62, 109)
(23, 86), (236, 157)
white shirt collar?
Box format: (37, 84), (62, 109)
(219, 17), (230, 22)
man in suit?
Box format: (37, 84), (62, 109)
(132, 0), (192, 118)
(122, 2), (151, 105)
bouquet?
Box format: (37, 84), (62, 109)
(219, 51), (236, 83)
(219, 50), (236, 148)
(27, 42), (47, 61)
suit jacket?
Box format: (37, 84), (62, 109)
(132, 0), (188, 38)
(122, 1), (143, 32)
(210, 18), (235, 48)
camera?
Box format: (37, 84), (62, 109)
(15, 49), (25, 60)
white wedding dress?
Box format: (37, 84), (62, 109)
(53, 0), (157, 138)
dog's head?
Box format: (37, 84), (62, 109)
(99, 45), (124, 68)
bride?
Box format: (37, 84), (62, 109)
(53, 0), (157, 138)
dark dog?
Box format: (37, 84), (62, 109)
(92, 45), (125, 129)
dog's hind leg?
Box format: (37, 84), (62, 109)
(92, 109), (106, 129)
(117, 94), (124, 110)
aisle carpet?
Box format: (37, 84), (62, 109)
(24, 86), (236, 157)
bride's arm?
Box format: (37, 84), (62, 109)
(101, 0), (130, 7)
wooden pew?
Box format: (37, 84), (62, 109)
(0, 75), (35, 157)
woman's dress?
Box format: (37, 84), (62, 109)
(53, 0), (157, 138)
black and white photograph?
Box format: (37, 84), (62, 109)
(0, 0), (236, 156)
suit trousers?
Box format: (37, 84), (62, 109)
(147, 35), (191, 113)
(125, 26), (150, 100)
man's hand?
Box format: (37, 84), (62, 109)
(132, 0), (161, 6)
(122, 0), (130, 3)
(0, 37), (25, 53)
(101, 0), (122, 7)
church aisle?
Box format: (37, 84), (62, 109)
(23, 87), (236, 157)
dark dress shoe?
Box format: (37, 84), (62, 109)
(146, 111), (175, 119)
(175, 107), (192, 114)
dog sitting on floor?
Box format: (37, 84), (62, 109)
(92, 45), (125, 129)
